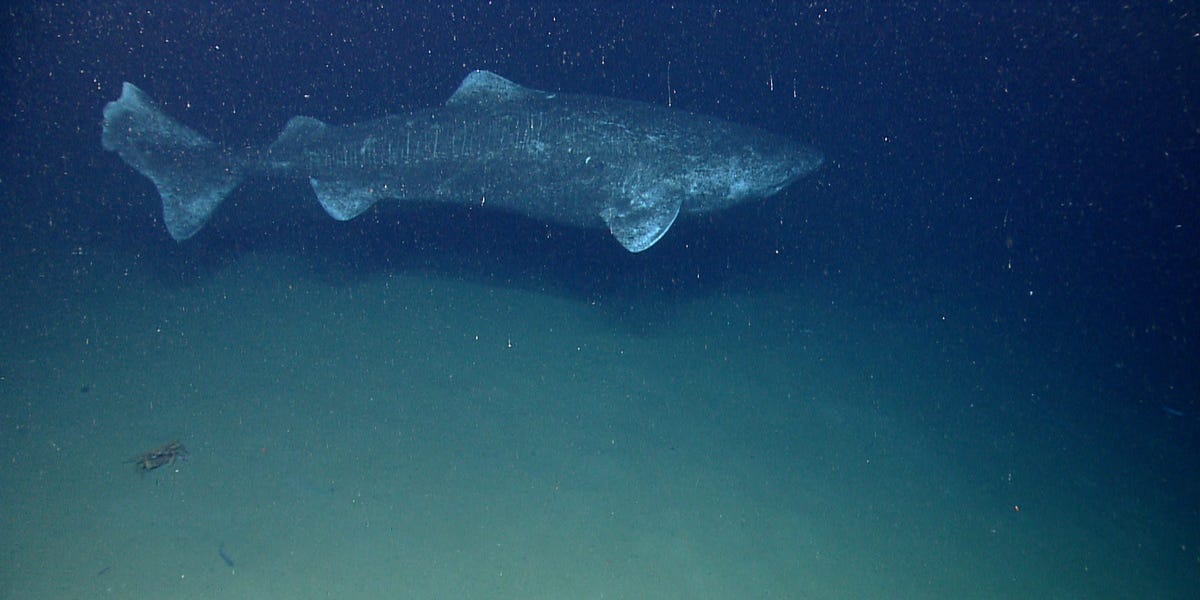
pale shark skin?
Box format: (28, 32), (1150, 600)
(102, 70), (822, 252)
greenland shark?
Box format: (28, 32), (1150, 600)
(101, 70), (822, 252)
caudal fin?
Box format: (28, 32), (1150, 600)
(101, 83), (242, 240)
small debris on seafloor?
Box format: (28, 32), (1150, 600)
(128, 440), (188, 472)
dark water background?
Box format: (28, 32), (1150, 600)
(1, 3), (1196, 598)
(4, 3), (1194, 367)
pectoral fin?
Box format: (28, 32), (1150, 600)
(601, 191), (682, 253)
(309, 178), (380, 220)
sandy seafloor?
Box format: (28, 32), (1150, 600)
(0, 243), (1195, 599)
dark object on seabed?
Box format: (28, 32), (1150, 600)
(129, 440), (188, 472)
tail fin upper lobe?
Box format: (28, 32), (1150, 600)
(101, 83), (242, 240)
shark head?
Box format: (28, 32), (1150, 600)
(679, 133), (824, 215)
(601, 121), (824, 251)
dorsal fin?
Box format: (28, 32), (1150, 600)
(447, 70), (540, 106)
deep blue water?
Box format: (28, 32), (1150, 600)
(1, 2), (1197, 597)
(4, 3), (1193, 341)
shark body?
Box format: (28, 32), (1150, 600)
(102, 70), (822, 252)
